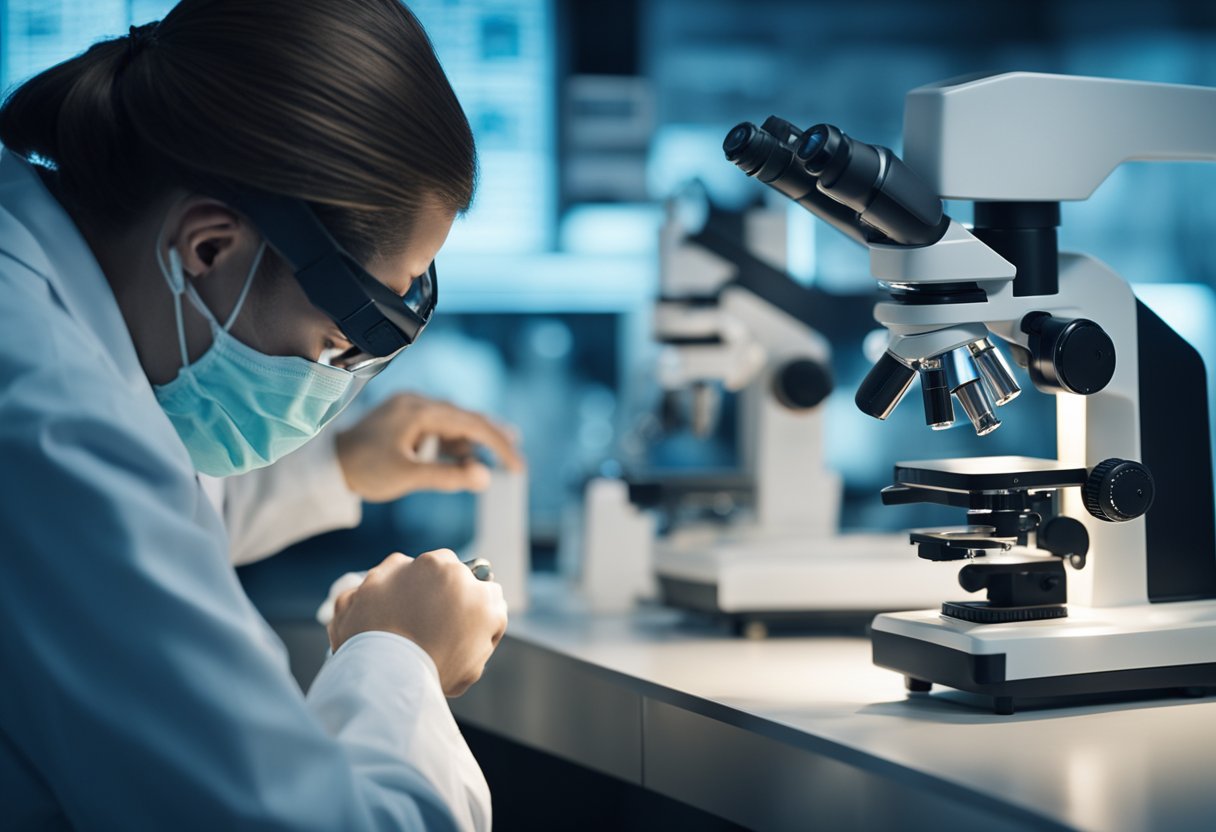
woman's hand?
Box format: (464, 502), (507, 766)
(327, 550), (508, 697)
(335, 393), (525, 503)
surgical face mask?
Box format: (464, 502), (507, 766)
(152, 239), (364, 477)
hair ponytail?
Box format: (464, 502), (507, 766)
(0, 0), (476, 262)
(0, 34), (167, 219)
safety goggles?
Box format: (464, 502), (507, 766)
(204, 182), (436, 377)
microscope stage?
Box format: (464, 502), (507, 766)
(653, 532), (960, 618)
(894, 455), (1088, 493)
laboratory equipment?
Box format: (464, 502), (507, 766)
(583, 189), (959, 633)
(726, 71), (1216, 711)
(464, 470), (529, 610)
(464, 558), (495, 582)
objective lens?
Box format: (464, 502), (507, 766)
(942, 346), (1001, 436)
(919, 359), (954, 430)
(856, 351), (917, 420)
(969, 338), (1021, 406)
(955, 379), (1001, 436)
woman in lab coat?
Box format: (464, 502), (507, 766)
(0, 1), (518, 829)
(215, 391), (523, 568)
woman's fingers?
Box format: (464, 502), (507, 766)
(415, 405), (525, 472)
(410, 459), (493, 493)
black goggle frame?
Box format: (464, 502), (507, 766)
(204, 182), (436, 363)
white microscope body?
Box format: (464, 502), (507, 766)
(638, 199), (960, 629)
(727, 72), (1216, 710)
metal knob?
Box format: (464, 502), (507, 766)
(1083, 458), (1155, 522)
(773, 358), (833, 411)
(463, 558), (495, 581)
(1023, 313), (1116, 395)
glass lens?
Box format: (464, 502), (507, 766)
(319, 344), (406, 378)
(404, 261), (437, 318)
(328, 258), (436, 361)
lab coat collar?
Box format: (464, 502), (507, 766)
(0, 148), (147, 389)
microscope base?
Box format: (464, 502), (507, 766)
(872, 603), (1216, 714)
(653, 533), (960, 634)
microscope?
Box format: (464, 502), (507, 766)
(608, 188), (960, 635)
(725, 72), (1216, 711)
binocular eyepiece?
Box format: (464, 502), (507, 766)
(723, 118), (949, 248)
(856, 338), (1021, 436)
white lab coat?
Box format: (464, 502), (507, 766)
(199, 428), (362, 567)
(0, 149), (492, 831)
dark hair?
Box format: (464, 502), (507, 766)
(0, 0), (476, 262)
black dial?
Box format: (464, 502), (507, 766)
(1084, 458), (1155, 522)
(1038, 515), (1091, 558)
(773, 358), (833, 411)
(1022, 313), (1116, 395)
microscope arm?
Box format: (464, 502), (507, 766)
(688, 225), (879, 335)
(905, 72), (1216, 201)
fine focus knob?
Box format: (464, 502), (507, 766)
(1084, 458), (1155, 522)
(1038, 515), (1091, 558)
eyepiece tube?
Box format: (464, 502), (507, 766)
(722, 122), (778, 176)
(968, 338), (1021, 406)
(796, 123), (949, 247)
(919, 359), (954, 430)
(723, 120), (886, 246)
(722, 123), (757, 159)
(856, 351), (917, 420)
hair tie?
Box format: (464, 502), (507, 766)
(126, 22), (159, 63)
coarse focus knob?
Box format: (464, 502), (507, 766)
(1022, 313), (1116, 395)
(773, 358), (834, 411)
(1084, 458), (1155, 522)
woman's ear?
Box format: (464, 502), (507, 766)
(169, 197), (251, 278)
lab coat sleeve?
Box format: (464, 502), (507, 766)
(308, 632), (492, 832)
(0, 345), (490, 829)
(218, 427), (364, 566)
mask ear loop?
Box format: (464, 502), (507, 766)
(155, 230), (268, 375)
(220, 241), (267, 332)
(154, 227), (192, 375)
(179, 240), (266, 334)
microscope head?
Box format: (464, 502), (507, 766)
(725, 111), (1030, 436)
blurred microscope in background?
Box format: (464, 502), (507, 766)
(580, 185), (958, 635)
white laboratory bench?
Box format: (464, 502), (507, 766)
(450, 578), (1216, 832)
